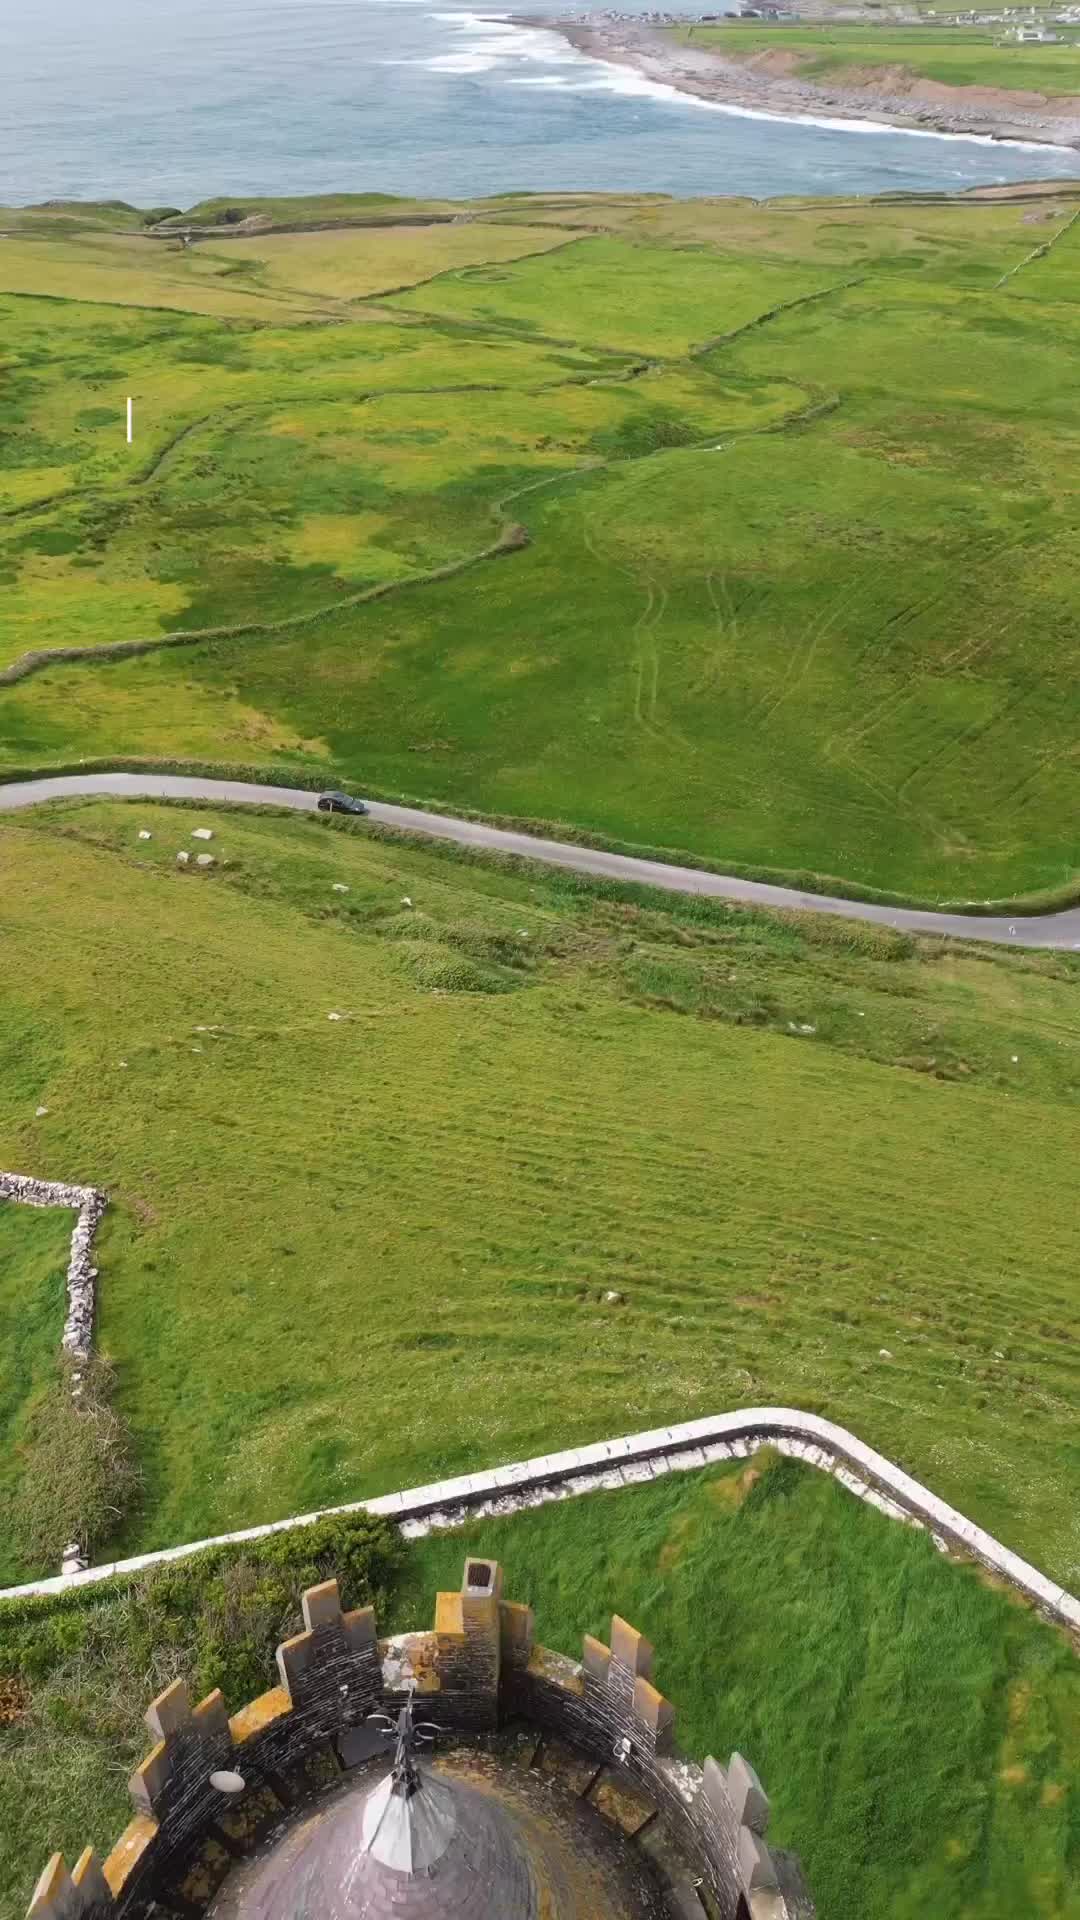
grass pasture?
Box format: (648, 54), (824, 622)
(402, 1462), (1080, 1920)
(0, 1208), (72, 1551)
(2, 799), (1080, 1591)
(3, 191), (1080, 900)
(673, 20), (1080, 95)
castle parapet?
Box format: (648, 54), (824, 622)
(27, 1560), (813, 1920)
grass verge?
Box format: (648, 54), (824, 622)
(2, 801), (1079, 1590)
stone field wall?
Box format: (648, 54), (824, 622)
(0, 1170), (107, 1361)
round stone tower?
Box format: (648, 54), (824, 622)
(26, 1557), (815, 1920)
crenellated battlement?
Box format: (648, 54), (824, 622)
(27, 1561), (814, 1920)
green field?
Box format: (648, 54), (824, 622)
(0, 1209), (72, 1547)
(3, 190), (1080, 1920)
(3, 1459), (1078, 1920)
(4, 191), (1080, 901)
(672, 20), (1080, 95)
(3, 798), (1080, 1589)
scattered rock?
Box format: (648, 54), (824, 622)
(35, 1105), (49, 1117)
(1010, 1054), (1019, 1064)
(138, 830), (152, 841)
(192, 828), (214, 841)
(879, 1348), (893, 1360)
(176, 850), (190, 866)
(401, 896), (413, 907)
(119, 1060), (128, 1068)
(602, 1289), (625, 1305)
(332, 883), (349, 893)
(195, 853), (215, 868)
(328, 1011), (343, 1021)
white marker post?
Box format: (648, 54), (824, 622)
(126, 396), (133, 445)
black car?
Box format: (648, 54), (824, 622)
(317, 791), (369, 816)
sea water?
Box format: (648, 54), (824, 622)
(1, 0), (1077, 207)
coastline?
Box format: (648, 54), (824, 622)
(521, 16), (1080, 152)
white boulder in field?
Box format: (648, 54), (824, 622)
(176, 851), (190, 866)
(138, 830), (152, 841)
(195, 853), (216, 868)
(192, 828), (214, 841)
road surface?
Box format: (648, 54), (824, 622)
(3, 771), (1079, 949)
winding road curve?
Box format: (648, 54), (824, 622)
(3, 771), (1080, 949)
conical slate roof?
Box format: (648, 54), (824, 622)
(236, 1763), (538, 1919)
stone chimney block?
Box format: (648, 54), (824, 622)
(728, 1751), (770, 1834)
(610, 1616), (654, 1679)
(463, 1557), (503, 1600)
(460, 1557), (503, 1632)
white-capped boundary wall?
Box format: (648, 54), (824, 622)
(3, 1408), (1078, 1634)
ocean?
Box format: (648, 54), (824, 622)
(1, 0), (1078, 207)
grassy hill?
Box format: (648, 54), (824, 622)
(2, 798), (1080, 1589)
(2, 1458), (1078, 1920)
(671, 20), (1080, 96)
(3, 191), (1080, 901)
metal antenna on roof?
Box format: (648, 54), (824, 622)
(367, 1686), (440, 1800)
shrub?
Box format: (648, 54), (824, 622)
(402, 942), (514, 995)
(11, 1354), (141, 1572)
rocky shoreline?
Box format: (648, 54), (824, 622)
(523, 15), (1080, 150)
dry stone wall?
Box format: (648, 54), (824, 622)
(1, 1171), (109, 1574)
(0, 1171), (107, 1359)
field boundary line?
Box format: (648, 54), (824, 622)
(0, 1171), (108, 1575)
(0, 1171), (106, 1362)
(0, 382), (827, 690)
(993, 203), (1080, 289)
(3, 1406), (1077, 1633)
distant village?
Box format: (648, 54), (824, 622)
(575, 3), (1080, 38)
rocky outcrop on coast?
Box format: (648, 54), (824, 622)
(527, 15), (1080, 148)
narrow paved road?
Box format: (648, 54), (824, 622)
(3, 771), (1079, 949)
